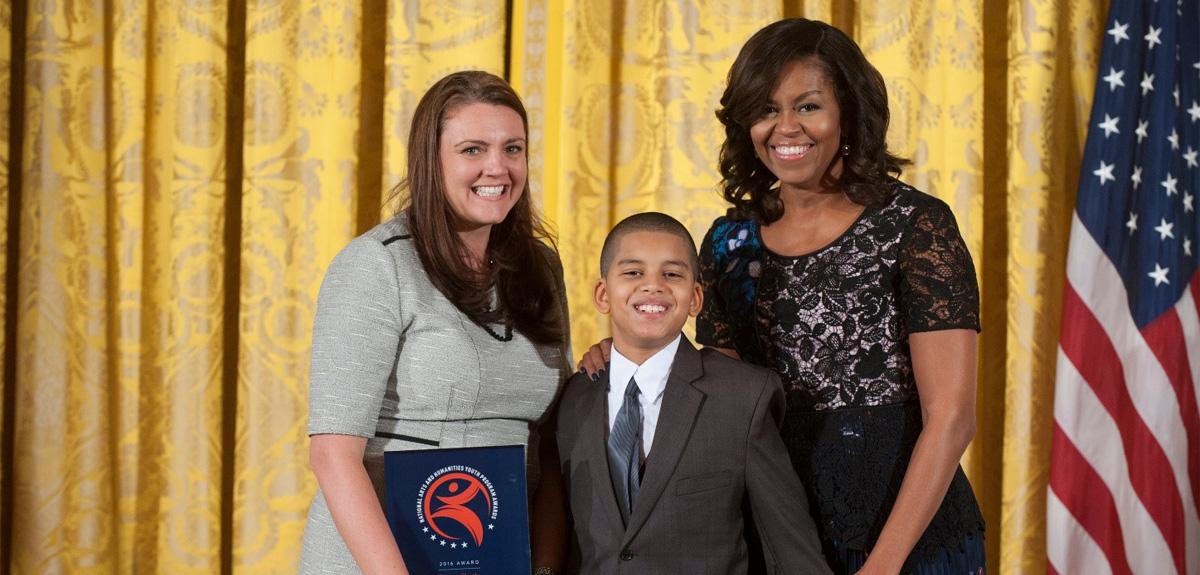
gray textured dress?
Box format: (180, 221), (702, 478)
(299, 215), (571, 574)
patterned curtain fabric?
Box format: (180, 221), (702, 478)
(0, 1), (1104, 573)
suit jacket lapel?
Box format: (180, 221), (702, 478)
(581, 370), (626, 534)
(622, 337), (705, 543)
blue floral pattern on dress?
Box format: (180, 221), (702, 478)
(697, 217), (768, 364)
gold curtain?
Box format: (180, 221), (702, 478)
(1, 1), (1105, 573)
(0, 1), (9, 561)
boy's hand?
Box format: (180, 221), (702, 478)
(576, 339), (612, 381)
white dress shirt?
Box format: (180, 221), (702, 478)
(607, 335), (681, 456)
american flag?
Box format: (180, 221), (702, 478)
(1048, 0), (1200, 573)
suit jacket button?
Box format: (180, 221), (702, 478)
(619, 550), (634, 561)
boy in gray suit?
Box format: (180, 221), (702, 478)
(556, 212), (831, 574)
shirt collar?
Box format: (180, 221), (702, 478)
(609, 334), (682, 402)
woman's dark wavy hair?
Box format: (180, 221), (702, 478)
(394, 70), (563, 346)
(716, 18), (910, 223)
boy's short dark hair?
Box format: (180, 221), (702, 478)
(599, 212), (700, 277)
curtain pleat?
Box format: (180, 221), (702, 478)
(234, 1), (364, 572)
(122, 1), (230, 571)
(1002, 0), (1105, 572)
(0, 1), (11, 556)
(14, 2), (118, 572)
(0, 1), (1105, 573)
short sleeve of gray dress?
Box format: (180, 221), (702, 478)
(308, 236), (405, 438)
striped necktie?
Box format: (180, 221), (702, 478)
(607, 376), (642, 525)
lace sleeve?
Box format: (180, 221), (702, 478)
(696, 222), (735, 348)
(898, 199), (980, 333)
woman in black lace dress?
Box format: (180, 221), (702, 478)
(698, 19), (985, 574)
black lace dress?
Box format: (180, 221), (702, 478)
(697, 180), (985, 574)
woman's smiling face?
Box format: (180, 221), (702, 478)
(750, 57), (844, 195)
(438, 102), (528, 233)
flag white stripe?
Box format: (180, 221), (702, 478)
(1048, 488), (1116, 575)
(1177, 286), (1200, 421)
(1054, 351), (1178, 574)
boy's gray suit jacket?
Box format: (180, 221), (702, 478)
(555, 337), (832, 575)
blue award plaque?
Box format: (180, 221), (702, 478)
(383, 445), (531, 575)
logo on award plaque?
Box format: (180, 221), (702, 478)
(417, 466), (500, 550)
(385, 446), (531, 574)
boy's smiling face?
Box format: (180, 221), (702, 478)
(594, 230), (703, 364)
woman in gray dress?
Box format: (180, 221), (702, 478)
(300, 71), (571, 575)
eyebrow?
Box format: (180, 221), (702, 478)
(454, 137), (526, 147)
(768, 89), (824, 103)
(616, 258), (691, 268)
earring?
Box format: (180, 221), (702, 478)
(840, 143), (851, 157)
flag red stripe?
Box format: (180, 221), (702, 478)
(1141, 305), (1200, 517)
(1050, 423), (1134, 575)
(1191, 273), (1200, 339)
(1190, 272), (1200, 401)
(1060, 283), (1187, 574)
(1047, 563), (1059, 575)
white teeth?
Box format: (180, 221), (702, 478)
(774, 145), (809, 156)
(474, 185), (504, 197)
(636, 304), (666, 313)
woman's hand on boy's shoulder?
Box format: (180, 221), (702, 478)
(576, 338), (612, 381)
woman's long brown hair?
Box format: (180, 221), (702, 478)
(396, 71), (563, 345)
